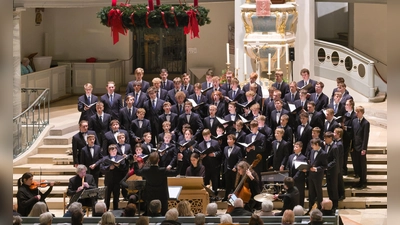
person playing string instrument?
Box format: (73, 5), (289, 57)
(230, 161), (261, 212)
(17, 172), (54, 216)
(67, 165), (97, 213)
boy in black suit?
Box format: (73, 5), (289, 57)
(78, 83), (98, 122)
(101, 81), (123, 120)
(159, 101), (178, 133)
(222, 134), (243, 201)
(116, 133), (131, 200)
(270, 128), (289, 171)
(295, 112), (313, 156)
(89, 102), (111, 152)
(103, 120), (130, 155)
(130, 108), (151, 146)
(286, 141), (307, 207)
(324, 131), (340, 211)
(119, 95), (137, 131)
(80, 134), (103, 186)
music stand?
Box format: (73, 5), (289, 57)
(68, 187), (107, 208)
(260, 170), (289, 195)
(127, 180), (146, 216)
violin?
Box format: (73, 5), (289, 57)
(29, 180), (59, 190)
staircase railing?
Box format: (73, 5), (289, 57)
(314, 39), (376, 98)
(13, 88), (50, 159)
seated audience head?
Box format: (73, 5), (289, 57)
(248, 214), (263, 225)
(293, 205), (305, 216)
(122, 203), (137, 217)
(71, 210), (84, 225)
(282, 209), (295, 225)
(206, 202), (218, 216)
(136, 216), (150, 225)
(13, 216), (22, 225)
(220, 214), (233, 224)
(149, 199), (162, 216)
(233, 198), (244, 208)
(28, 202), (47, 217)
(195, 213), (206, 225)
(100, 211), (116, 225)
(39, 212), (53, 225)
(261, 200), (273, 213)
(165, 208), (179, 221)
(321, 199), (333, 211)
(68, 202), (83, 215)
(177, 200), (193, 216)
(94, 202), (107, 216)
(310, 209), (323, 222)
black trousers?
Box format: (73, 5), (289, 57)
(105, 182), (121, 210)
(204, 166), (220, 193)
(308, 174), (323, 210)
(224, 170), (237, 199)
(352, 151), (367, 185)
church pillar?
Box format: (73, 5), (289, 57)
(13, 9), (22, 117)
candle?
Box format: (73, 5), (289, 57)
(235, 48), (239, 69)
(285, 43), (289, 63)
(194, 0), (198, 7)
(277, 47), (280, 69)
(244, 53), (247, 75)
(156, 0), (160, 6)
(226, 43), (230, 64)
(268, 53), (271, 74)
(148, 0), (154, 10)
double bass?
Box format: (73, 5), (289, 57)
(226, 154), (262, 213)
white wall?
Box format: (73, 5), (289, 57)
(186, 2), (234, 82)
(354, 3), (387, 81)
(315, 2), (348, 39)
(20, 8), (45, 58)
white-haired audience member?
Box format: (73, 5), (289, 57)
(206, 202), (218, 216)
(281, 210), (295, 225)
(63, 202), (83, 217)
(220, 214), (233, 225)
(161, 208), (180, 225)
(93, 201), (107, 217)
(39, 212), (53, 225)
(256, 200), (274, 216)
(309, 209), (323, 225)
(195, 213), (206, 225)
(228, 198), (252, 216)
(293, 205), (305, 216)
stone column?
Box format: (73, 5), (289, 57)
(13, 9), (23, 156)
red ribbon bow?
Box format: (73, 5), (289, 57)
(108, 8), (127, 44)
(184, 9), (200, 39)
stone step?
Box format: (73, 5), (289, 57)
(348, 154), (387, 164)
(49, 122), (78, 136)
(366, 115), (387, 129)
(27, 154), (73, 164)
(367, 146), (387, 154)
(43, 131), (76, 145)
(37, 145), (72, 154)
(351, 185), (387, 196)
(347, 164), (387, 174)
(343, 174), (387, 184)
(13, 174), (105, 186)
(13, 164), (77, 175)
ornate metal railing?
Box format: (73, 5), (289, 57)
(13, 88), (50, 159)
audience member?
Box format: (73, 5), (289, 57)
(99, 211), (116, 225)
(63, 202), (82, 217)
(308, 209), (323, 225)
(195, 213), (206, 225)
(122, 203), (137, 217)
(206, 202), (218, 216)
(13, 215), (22, 225)
(39, 212), (53, 225)
(248, 214), (263, 225)
(71, 210), (84, 225)
(177, 200), (194, 216)
(161, 208), (181, 225)
(93, 202), (107, 217)
(293, 205), (305, 216)
(281, 210), (295, 225)
(21, 57), (33, 75)
(27, 201), (48, 217)
(320, 199), (344, 225)
(228, 198), (252, 216)
(149, 199), (162, 217)
(136, 216), (150, 225)
(220, 214), (234, 225)
(256, 200), (274, 216)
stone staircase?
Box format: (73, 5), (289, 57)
(13, 103), (388, 212)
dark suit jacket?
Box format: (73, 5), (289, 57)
(275, 187), (300, 216)
(100, 154), (128, 185)
(119, 107), (137, 131)
(103, 129), (130, 155)
(188, 94), (208, 118)
(182, 84), (194, 96)
(327, 102), (346, 118)
(72, 130), (98, 165)
(297, 79), (317, 93)
(161, 79), (174, 91)
(141, 142), (153, 155)
(155, 88), (168, 101)
(283, 92), (300, 104)
(221, 82), (241, 92)
(201, 81), (213, 90)
(272, 81), (289, 95)
(130, 119), (151, 142)
(67, 174), (97, 197)
(211, 101), (226, 118)
(310, 92), (329, 112)
(244, 132), (266, 173)
(351, 117), (370, 152)
(203, 116), (221, 137)
(166, 89), (188, 105)
(242, 82), (263, 97)
(326, 143), (340, 175)
(159, 113), (179, 133)
(324, 119), (340, 133)
(158, 142), (175, 167)
(286, 153), (307, 182)
(295, 124), (313, 155)
(78, 94), (98, 122)
(308, 111), (325, 132)
(279, 125), (293, 147)
(171, 103), (186, 117)
(229, 207), (252, 216)
(271, 139), (290, 170)
(176, 112), (204, 139)
(270, 109), (290, 131)
(116, 143), (133, 156)
(206, 88), (226, 104)
(197, 139), (222, 169)
(130, 91), (148, 108)
(126, 80), (150, 95)
(88, 113), (111, 149)
(100, 93), (123, 120)
(222, 145), (243, 173)
(144, 98), (165, 119)
(226, 89), (246, 104)
(80, 144), (103, 174)
(308, 149), (328, 179)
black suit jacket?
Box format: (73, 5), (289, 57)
(119, 107), (137, 131)
(126, 80), (150, 95)
(210, 101), (226, 118)
(270, 109), (290, 131)
(307, 149), (328, 179)
(295, 124), (312, 155)
(286, 153), (307, 182)
(158, 113), (178, 133)
(327, 102), (346, 118)
(221, 82), (241, 92)
(67, 174), (97, 197)
(80, 144), (103, 173)
(226, 89), (245, 104)
(161, 79), (174, 91)
(188, 94), (208, 118)
(197, 139), (222, 169)
(100, 154), (128, 185)
(143, 98), (165, 119)
(141, 142), (154, 155)
(116, 143), (133, 156)
(78, 94), (98, 122)
(176, 112), (204, 139)
(242, 82), (263, 97)
(244, 132), (266, 173)
(222, 145), (243, 173)
(130, 119), (152, 142)
(182, 84), (194, 96)
(158, 142), (175, 167)
(324, 119), (340, 133)
(297, 79), (317, 93)
(100, 93), (123, 120)
(203, 116), (221, 137)
(166, 89), (188, 105)
(326, 143), (340, 175)
(309, 92), (329, 112)
(309, 111), (325, 132)
(71, 130), (98, 165)
(206, 88), (226, 104)
(130, 91), (148, 108)
(351, 117), (370, 152)
(283, 92), (300, 104)
(272, 81), (289, 95)
(155, 88), (168, 101)
(271, 139), (290, 170)
(171, 103), (186, 117)
(103, 129), (130, 155)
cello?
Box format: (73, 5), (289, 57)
(226, 154), (262, 213)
